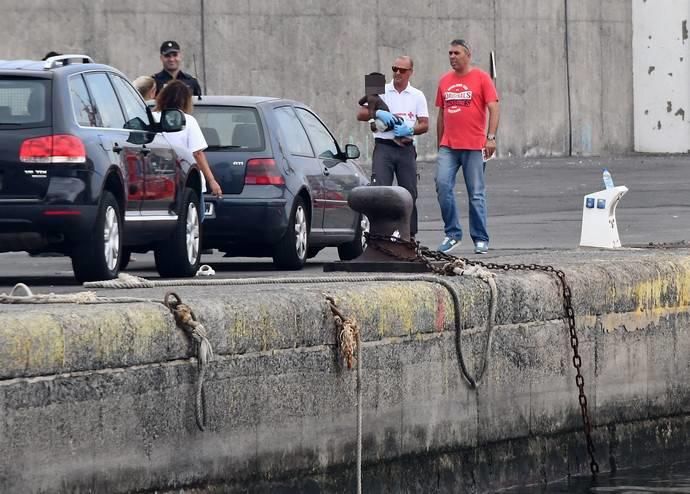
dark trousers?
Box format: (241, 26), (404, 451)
(372, 139), (418, 235)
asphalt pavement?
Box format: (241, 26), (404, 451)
(1, 153), (688, 291)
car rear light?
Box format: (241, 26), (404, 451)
(20, 135), (86, 164)
(244, 158), (285, 185)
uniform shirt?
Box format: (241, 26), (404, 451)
(374, 82), (429, 142)
(435, 68), (498, 150)
(153, 111), (208, 191)
(152, 70), (202, 97)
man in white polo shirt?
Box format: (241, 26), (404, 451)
(357, 55), (429, 238)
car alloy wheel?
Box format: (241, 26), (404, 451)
(273, 196), (309, 270)
(154, 187), (201, 277)
(185, 201), (200, 265)
(294, 204), (307, 261)
(71, 191), (122, 283)
(102, 205), (120, 272)
(360, 214), (370, 251)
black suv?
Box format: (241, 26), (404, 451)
(0, 55), (203, 282)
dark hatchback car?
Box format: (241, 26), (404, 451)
(193, 96), (369, 269)
(0, 55), (203, 282)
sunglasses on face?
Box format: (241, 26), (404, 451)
(392, 66), (411, 73)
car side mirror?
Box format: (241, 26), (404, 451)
(160, 109), (186, 132)
(345, 144), (360, 160)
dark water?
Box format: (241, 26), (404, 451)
(512, 461), (690, 493)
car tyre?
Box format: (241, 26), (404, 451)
(120, 248), (132, 270)
(307, 246), (323, 259)
(273, 196), (309, 270)
(154, 187), (201, 277)
(337, 214), (369, 261)
(71, 191), (122, 283)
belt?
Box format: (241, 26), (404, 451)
(375, 138), (414, 147)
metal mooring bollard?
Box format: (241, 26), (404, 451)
(323, 185), (429, 272)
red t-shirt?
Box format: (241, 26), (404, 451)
(435, 68), (498, 150)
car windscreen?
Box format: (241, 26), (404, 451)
(0, 77), (50, 128)
(193, 106), (264, 151)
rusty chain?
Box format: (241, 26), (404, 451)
(365, 233), (600, 475)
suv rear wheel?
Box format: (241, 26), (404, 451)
(154, 187), (201, 277)
(71, 191), (122, 283)
(273, 196), (308, 270)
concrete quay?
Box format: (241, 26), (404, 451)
(1, 247), (690, 492)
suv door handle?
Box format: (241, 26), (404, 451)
(140, 147), (151, 156)
(112, 143), (123, 154)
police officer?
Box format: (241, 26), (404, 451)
(152, 40), (202, 97)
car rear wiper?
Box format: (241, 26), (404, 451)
(206, 145), (241, 150)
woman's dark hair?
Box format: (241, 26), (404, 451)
(154, 80), (192, 114)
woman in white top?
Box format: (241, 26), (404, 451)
(153, 80), (222, 199)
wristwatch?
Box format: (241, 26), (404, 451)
(486, 133), (496, 141)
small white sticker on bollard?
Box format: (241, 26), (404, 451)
(579, 185), (628, 248)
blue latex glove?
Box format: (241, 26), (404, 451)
(393, 123), (414, 138)
(375, 109), (396, 127)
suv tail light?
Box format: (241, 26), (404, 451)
(20, 135), (86, 164)
(244, 158), (285, 185)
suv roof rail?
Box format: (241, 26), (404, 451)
(43, 54), (94, 70)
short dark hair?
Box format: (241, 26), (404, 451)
(450, 39), (471, 54)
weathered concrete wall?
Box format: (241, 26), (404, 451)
(633, 0), (690, 153)
(0, 0), (634, 159)
(1, 250), (690, 492)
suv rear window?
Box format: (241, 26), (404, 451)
(193, 106), (264, 150)
(0, 77), (50, 127)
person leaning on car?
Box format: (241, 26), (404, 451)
(153, 81), (221, 220)
(356, 55), (429, 239)
(152, 40), (202, 97)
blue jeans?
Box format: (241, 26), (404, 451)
(435, 147), (488, 243)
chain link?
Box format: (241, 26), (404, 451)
(364, 233), (600, 475)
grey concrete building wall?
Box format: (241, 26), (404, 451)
(0, 0), (634, 159)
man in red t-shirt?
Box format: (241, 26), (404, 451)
(435, 39), (500, 254)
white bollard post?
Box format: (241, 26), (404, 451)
(579, 185), (629, 248)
